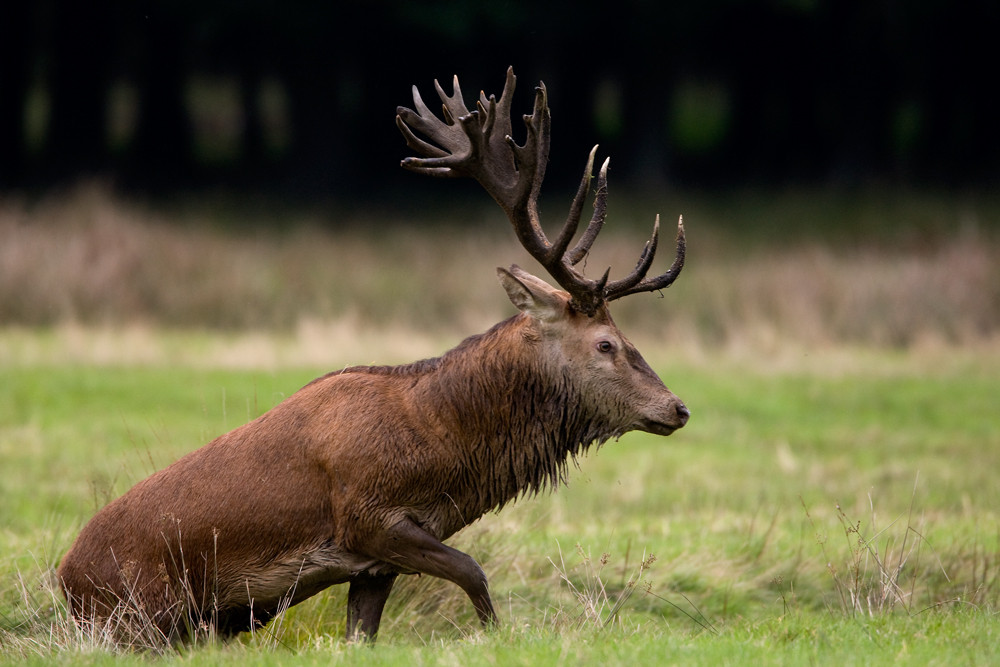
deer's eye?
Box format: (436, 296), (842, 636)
(596, 340), (615, 354)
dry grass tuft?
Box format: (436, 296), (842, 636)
(2, 182), (998, 353)
(548, 543), (665, 632)
(801, 480), (999, 619)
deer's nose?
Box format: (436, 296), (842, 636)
(676, 402), (690, 426)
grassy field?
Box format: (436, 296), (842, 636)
(2, 338), (998, 664)
(1, 186), (999, 663)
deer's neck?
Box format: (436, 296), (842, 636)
(419, 316), (614, 515)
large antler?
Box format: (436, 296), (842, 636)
(396, 67), (685, 316)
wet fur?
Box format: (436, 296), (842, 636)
(58, 312), (630, 640)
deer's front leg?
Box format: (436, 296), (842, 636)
(367, 518), (498, 628)
(346, 571), (398, 642)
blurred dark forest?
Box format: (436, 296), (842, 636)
(1, 0), (997, 201)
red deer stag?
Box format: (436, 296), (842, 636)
(58, 67), (689, 644)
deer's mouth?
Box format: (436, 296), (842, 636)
(636, 419), (681, 436)
(636, 403), (690, 436)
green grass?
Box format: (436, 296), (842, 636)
(2, 334), (998, 664)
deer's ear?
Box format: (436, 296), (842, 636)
(497, 265), (567, 322)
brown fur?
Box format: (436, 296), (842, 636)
(58, 269), (688, 643)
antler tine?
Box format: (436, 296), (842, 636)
(502, 82), (550, 211)
(396, 115), (451, 161)
(434, 75), (470, 127)
(476, 96), (496, 138)
(606, 216), (687, 300)
(566, 154), (610, 266)
(550, 146), (597, 264)
(481, 67), (515, 145)
(395, 86), (451, 159)
(605, 215), (660, 296)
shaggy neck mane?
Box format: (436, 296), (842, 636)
(335, 316), (616, 515)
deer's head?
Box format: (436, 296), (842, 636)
(397, 68), (689, 436)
